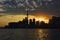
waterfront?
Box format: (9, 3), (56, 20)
(0, 29), (60, 40)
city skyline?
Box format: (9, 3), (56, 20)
(0, 0), (60, 27)
(3, 16), (60, 28)
(0, 14), (50, 27)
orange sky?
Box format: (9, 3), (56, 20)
(0, 14), (51, 27)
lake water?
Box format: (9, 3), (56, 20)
(0, 29), (60, 40)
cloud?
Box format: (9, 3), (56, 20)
(0, 0), (60, 16)
(32, 1), (39, 8)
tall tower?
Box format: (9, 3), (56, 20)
(26, 9), (28, 20)
(26, 7), (29, 25)
(26, 7), (29, 20)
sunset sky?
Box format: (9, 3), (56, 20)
(0, 0), (60, 27)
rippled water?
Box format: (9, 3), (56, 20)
(0, 29), (60, 40)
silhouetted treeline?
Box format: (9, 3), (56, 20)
(1, 16), (60, 28)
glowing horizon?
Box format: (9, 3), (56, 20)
(0, 14), (50, 27)
(35, 17), (49, 23)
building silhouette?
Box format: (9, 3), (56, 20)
(49, 16), (60, 27)
(2, 16), (60, 28)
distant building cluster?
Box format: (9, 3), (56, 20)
(49, 16), (60, 27)
(3, 16), (60, 28)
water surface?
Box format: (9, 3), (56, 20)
(0, 29), (60, 40)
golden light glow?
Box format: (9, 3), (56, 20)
(0, 15), (35, 27)
(0, 14), (50, 27)
(36, 17), (49, 23)
(38, 29), (48, 40)
(36, 18), (45, 22)
(40, 18), (44, 21)
(33, 12), (51, 23)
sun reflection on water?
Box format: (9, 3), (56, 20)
(37, 29), (49, 40)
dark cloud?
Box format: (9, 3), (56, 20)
(0, 0), (60, 16)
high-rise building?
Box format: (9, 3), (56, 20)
(33, 18), (35, 25)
